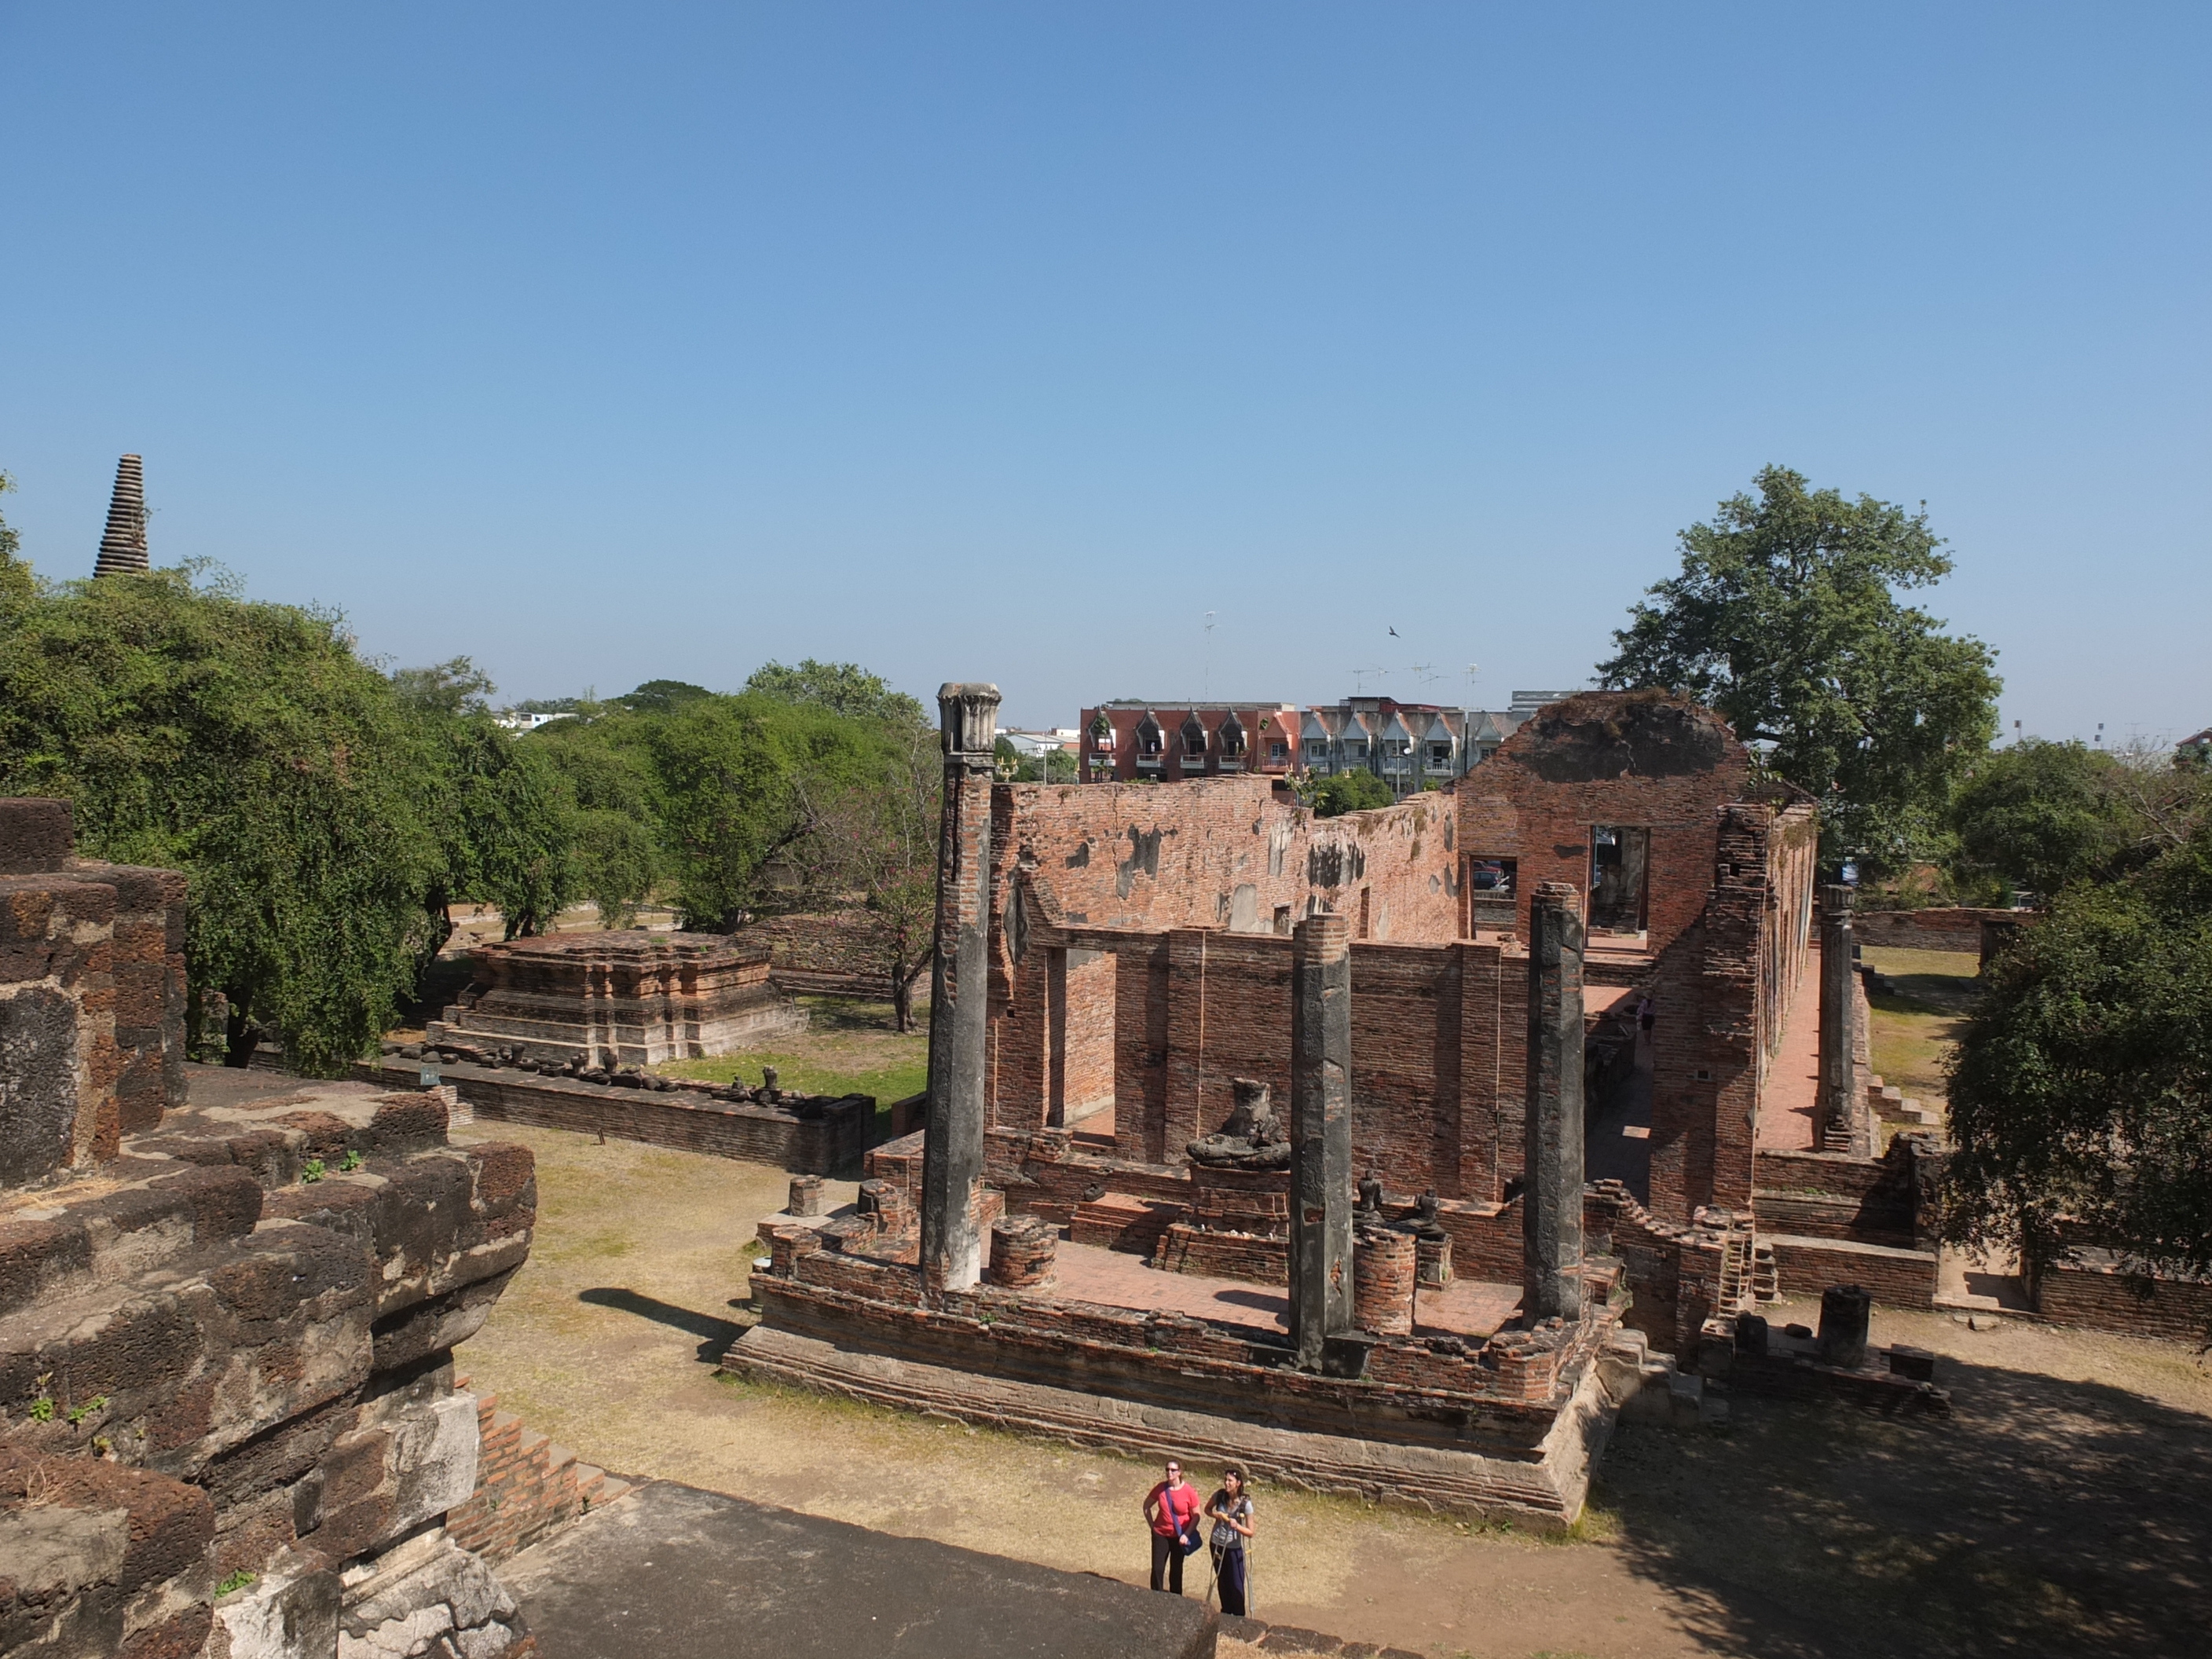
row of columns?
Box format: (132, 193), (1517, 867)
(919, 683), (1589, 1356)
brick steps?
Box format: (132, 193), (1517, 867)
(1069, 1193), (1182, 1254)
(449, 1379), (627, 1563)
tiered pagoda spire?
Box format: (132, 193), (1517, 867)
(93, 454), (149, 577)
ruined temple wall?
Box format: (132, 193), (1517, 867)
(987, 922), (1527, 1201)
(1453, 692), (1752, 954)
(1759, 800), (1820, 1061)
(989, 777), (1456, 947)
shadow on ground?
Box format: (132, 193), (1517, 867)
(580, 1287), (744, 1364)
(1599, 1352), (2212, 1658)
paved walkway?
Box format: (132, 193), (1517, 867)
(1046, 1237), (1522, 1339)
(1758, 941), (1823, 1152)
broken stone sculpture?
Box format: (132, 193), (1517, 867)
(1186, 1077), (1291, 1170)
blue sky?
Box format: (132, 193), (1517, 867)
(2, 4), (2204, 740)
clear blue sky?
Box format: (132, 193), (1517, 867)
(2, 4), (2204, 741)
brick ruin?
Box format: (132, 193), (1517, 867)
(1, 799), (540, 1658)
(727, 683), (1961, 1526)
(427, 928), (806, 1070)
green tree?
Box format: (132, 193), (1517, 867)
(1950, 739), (2209, 902)
(394, 659), (577, 939)
(641, 694), (886, 931)
(614, 679), (712, 716)
(745, 658), (927, 728)
(1311, 770), (1393, 817)
(1598, 465), (2001, 870)
(1943, 819), (2212, 1278)
(524, 705), (664, 927)
(0, 562), (442, 1072)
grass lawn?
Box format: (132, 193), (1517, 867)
(1861, 946), (1980, 1115)
(653, 994), (929, 1104)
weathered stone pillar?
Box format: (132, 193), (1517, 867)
(1818, 1283), (1872, 1370)
(1817, 884), (1858, 1147)
(1523, 881), (1586, 1323)
(1289, 912), (1354, 1369)
(920, 682), (1001, 1294)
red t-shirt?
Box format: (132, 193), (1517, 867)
(1148, 1481), (1200, 1538)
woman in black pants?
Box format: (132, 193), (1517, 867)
(1205, 1468), (1256, 1617)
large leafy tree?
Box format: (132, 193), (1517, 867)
(0, 558), (443, 1073)
(1598, 465), (2001, 868)
(745, 657), (928, 728)
(395, 658), (577, 939)
(1944, 816), (2212, 1277)
(1947, 739), (2206, 902)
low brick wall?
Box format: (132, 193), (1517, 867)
(2032, 1256), (2212, 1344)
(1853, 907), (2016, 954)
(447, 1380), (630, 1562)
(371, 1060), (874, 1174)
(1765, 1233), (1938, 1307)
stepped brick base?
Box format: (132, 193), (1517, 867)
(448, 1380), (633, 1562)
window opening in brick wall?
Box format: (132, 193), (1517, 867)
(1181, 716), (1208, 757)
(1273, 903), (1293, 935)
(1589, 826), (1650, 934)
(1135, 716), (1163, 758)
(1358, 887), (1372, 939)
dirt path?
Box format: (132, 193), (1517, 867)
(455, 1122), (2212, 1658)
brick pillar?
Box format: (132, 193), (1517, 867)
(1817, 884), (1857, 1148)
(987, 1215), (1059, 1290)
(1818, 1283), (1872, 1369)
(1523, 881), (1586, 1323)
(921, 683), (1002, 1295)
(1353, 1225), (1416, 1335)
(1289, 912), (1354, 1369)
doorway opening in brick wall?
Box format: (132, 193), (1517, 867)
(1465, 855), (1517, 934)
(1589, 826), (1650, 935)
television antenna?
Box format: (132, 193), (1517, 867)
(1409, 662), (1437, 702)
(1350, 665), (1384, 696)
(1202, 611), (1216, 701)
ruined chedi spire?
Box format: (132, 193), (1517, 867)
(93, 453), (150, 577)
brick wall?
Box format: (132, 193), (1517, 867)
(1853, 908), (2016, 953)
(745, 906), (903, 998)
(372, 1060), (875, 1174)
(2031, 1254), (2212, 1344)
(445, 1381), (630, 1562)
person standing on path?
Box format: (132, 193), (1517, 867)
(1143, 1459), (1202, 1595)
(1205, 1468), (1256, 1617)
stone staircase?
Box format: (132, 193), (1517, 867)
(448, 1379), (633, 1562)
(1068, 1192), (1183, 1255)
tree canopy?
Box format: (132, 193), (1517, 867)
(1310, 770), (1393, 818)
(0, 559), (445, 1073)
(1943, 814), (2212, 1278)
(1598, 465), (2001, 870)
(744, 657), (928, 727)
(1945, 739), (2210, 903)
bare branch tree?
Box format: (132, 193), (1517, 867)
(796, 729), (941, 1032)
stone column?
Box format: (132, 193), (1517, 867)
(1817, 1283), (1872, 1370)
(1523, 881), (1586, 1323)
(1288, 912), (1354, 1368)
(1817, 884), (1858, 1147)
(920, 683), (1002, 1294)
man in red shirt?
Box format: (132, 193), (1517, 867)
(1142, 1458), (1202, 1595)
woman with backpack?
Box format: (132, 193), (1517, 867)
(1205, 1467), (1256, 1617)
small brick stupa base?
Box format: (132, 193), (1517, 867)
(430, 928), (805, 1068)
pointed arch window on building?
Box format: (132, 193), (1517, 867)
(1218, 714), (1247, 759)
(1135, 716), (1164, 759)
(1181, 716), (1208, 758)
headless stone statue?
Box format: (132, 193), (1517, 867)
(1412, 1188), (1448, 1240)
(1357, 1170), (1386, 1219)
(1187, 1077), (1291, 1170)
